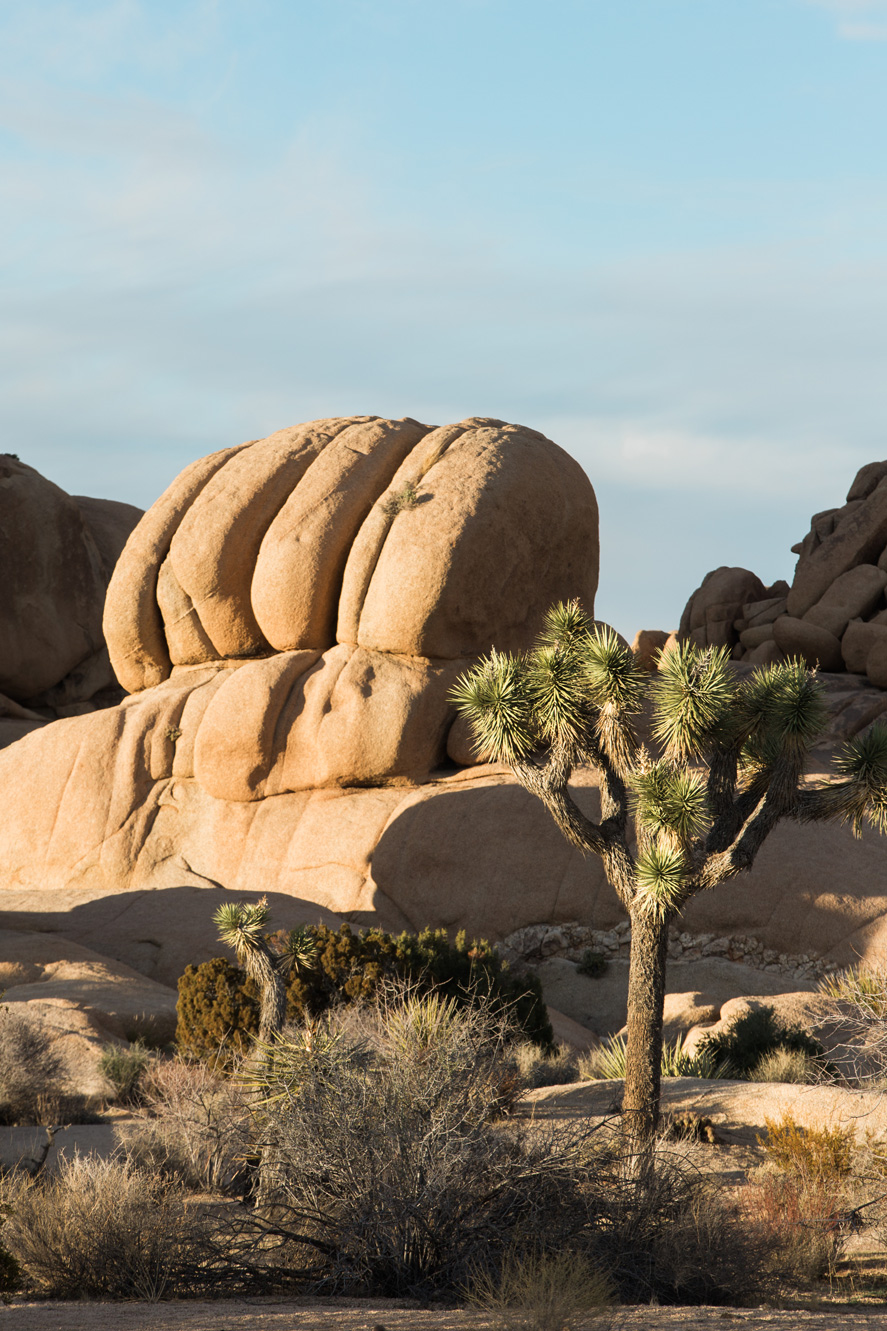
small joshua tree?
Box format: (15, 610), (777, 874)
(453, 601), (887, 1164)
(212, 897), (317, 1044)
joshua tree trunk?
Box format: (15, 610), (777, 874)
(255, 957), (287, 1046)
(622, 908), (670, 1165)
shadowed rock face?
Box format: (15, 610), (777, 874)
(677, 459), (887, 686)
(0, 416), (604, 973)
(0, 455), (142, 731)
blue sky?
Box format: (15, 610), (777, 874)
(3, 0), (887, 638)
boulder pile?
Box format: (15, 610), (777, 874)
(678, 460), (887, 687)
(0, 453), (142, 749)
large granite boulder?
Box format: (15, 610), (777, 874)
(0, 416), (604, 981)
(0, 454), (142, 745)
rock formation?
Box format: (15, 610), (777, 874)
(678, 460), (887, 686)
(0, 453), (142, 749)
(4, 422), (887, 1011)
(0, 416), (604, 982)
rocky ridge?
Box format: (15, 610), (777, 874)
(500, 919), (841, 984)
(676, 459), (887, 690)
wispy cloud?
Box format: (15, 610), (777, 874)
(803, 0), (887, 39)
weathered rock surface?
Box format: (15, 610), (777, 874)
(104, 415), (599, 689)
(631, 629), (671, 671)
(675, 460), (887, 689)
(0, 455), (142, 723)
(1, 745), (887, 990)
(0, 930), (178, 1044)
(0, 417), (608, 987)
(679, 567), (768, 650)
(534, 956), (819, 1042)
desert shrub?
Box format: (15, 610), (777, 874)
(3, 1155), (216, 1299)
(509, 1041), (580, 1089)
(226, 990), (769, 1305)
(467, 1249), (613, 1330)
(743, 1115), (862, 1283)
(176, 956), (261, 1064)
(695, 1006), (825, 1080)
(818, 963), (887, 1084)
(236, 991), (595, 1296)
(751, 1046), (820, 1084)
(820, 962), (887, 1016)
(382, 481), (420, 515)
(584, 1145), (773, 1305)
(576, 950), (608, 979)
(759, 1113), (854, 1180)
(579, 1033), (726, 1081)
(119, 1057), (252, 1194)
(0, 1007), (63, 1125)
(99, 1040), (153, 1105)
(176, 923), (553, 1063)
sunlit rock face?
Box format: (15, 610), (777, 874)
(0, 416), (604, 981)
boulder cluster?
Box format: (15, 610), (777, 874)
(0, 453), (142, 746)
(679, 460), (887, 686)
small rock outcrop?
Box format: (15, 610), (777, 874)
(0, 453), (142, 747)
(677, 460), (887, 686)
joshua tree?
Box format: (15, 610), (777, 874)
(453, 601), (887, 1163)
(213, 897), (317, 1044)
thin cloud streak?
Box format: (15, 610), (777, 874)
(802, 0), (887, 37)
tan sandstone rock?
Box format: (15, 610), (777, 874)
(679, 567), (766, 650)
(802, 563), (887, 639)
(631, 630), (671, 671)
(841, 620), (887, 674)
(787, 470), (887, 617)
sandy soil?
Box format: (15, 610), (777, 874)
(3, 1298), (887, 1330)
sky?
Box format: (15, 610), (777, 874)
(2, 0), (887, 640)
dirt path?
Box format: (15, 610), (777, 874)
(3, 1300), (887, 1330)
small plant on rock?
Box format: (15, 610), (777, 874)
(576, 949), (608, 978)
(382, 481), (420, 516)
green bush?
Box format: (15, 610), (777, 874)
(576, 950), (608, 979)
(99, 1040), (153, 1105)
(176, 924), (553, 1062)
(695, 1006), (826, 1080)
(176, 957), (261, 1063)
(580, 1033), (727, 1080)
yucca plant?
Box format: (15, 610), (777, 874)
(580, 1033), (727, 1081)
(212, 897), (317, 1044)
(453, 601), (887, 1167)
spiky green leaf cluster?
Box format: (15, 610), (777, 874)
(582, 625), (648, 770)
(277, 925), (319, 976)
(536, 599), (593, 651)
(450, 648), (536, 763)
(833, 723), (887, 836)
(631, 761), (709, 851)
(633, 843), (688, 920)
(736, 657), (827, 762)
(452, 606), (647, 770)
(651, 642), (735, 761)
(525, 644), (590, 748)
(213, 897), (270, 957)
